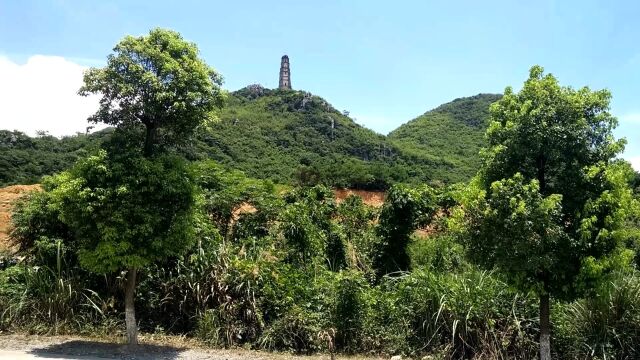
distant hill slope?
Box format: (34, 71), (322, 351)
(188, 85), (412, 189)
(0, 129), (112, 187)
(388, 94), (502, 183)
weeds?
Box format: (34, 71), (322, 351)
(4, 178), (640, 359)
(555, 271), (640, 359)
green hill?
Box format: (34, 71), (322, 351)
(188, 85), (413, 189)
(0, 89), (501, 188)
(388, 94), (502, 183)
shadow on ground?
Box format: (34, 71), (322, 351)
(28, 340), (184, 360)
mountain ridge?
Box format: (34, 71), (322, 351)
(388, 93), (502, 183)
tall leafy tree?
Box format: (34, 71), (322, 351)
(460, 66), (633, 359)
(79, 28), (225, 157)
(50, 151), (196, 343)
(74, 28), (225, 344)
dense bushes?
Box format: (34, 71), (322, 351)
(374, 184), (437, 276)
(3, 162), (640, 358)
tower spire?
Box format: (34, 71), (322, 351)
(279, 55), (291, 90)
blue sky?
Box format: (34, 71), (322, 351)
(1, 0), (639, 166)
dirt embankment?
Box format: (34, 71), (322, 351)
(333, 189), (385, 207)
(0, 184), (41, 253)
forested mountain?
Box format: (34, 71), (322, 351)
(388, 94), (502, 183)
(0, 89), (502, 188)
(187, 85), (414, 189)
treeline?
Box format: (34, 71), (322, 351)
(0, 129), (111, 187)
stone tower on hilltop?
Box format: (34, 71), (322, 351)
(279, 55), (291, 90)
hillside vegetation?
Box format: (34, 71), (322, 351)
(0, 129), (111, 187)
(389, 94), (502, 183)
(0, 89), (500, 189)
(189, 85), (412, 189)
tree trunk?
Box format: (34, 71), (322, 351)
(539, 293), (551, 360)
(144, 125), (157, 157)
(536, 154), (546, 194)
(125, 267), (138, 346)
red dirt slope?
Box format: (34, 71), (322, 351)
(0, 184), (41, 253)
(334, 189), (385, 207)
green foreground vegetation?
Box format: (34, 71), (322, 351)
(2, 28), (640, 359)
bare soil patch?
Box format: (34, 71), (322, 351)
(333, 189), (385, 207)
(0, 184), (41, 253)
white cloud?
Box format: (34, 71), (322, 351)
(625, 156), (640, 172)
(0, 55), (101, 137)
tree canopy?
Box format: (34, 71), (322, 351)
(50, 150), (197, 274)
(459, 65), (634, 359)
(79, 28), (226, 156)
(64, 28), (226, 345)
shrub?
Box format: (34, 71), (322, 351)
(409, 234), (466, 273)
(258, 306), (324, 353)
(361, 270), (538, 358)
(374, 184), (437, 277)
(333, 270), (366, 351)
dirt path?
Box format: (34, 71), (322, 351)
(0, 349), (112, 360)
(0, 335), (379, 360)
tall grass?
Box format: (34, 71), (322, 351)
(360, 270), (539, 358)
(3, 245), (640, 359)
(0, 242), (119, 334)
(555, 271), (640, 359)
(137, 244), (267, 345)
